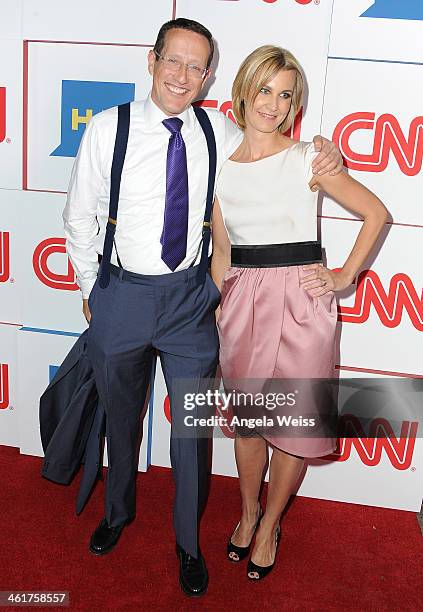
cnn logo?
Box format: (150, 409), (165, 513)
(323, 415), (418, 471)
(221, 1), (313, 4)
(0, 87), (5, 143)
(33, 237), (78, 291)
(0, 364), (9, 410)
(333, 112), (423, 176)
(338, 269), (423, 332)
(195, 99), (303, 140)
(0, 231), (10, 283)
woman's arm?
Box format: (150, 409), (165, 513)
(301, 172), (388, 297)
(211, 197), (231, 316)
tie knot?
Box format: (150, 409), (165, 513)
(163, 117), (183, 135)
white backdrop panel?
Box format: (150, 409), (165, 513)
(0, 1), (22, 39)
(16, 327), (150, 471)
(17, 328), (78, 456)
(22, 0), (174, 45)
(149, 359), (172, 469)
(0, 324), (19, 447)
(176, 0), (334, 141)
(0, 191), (21, 325)
(322, 217), (423, 375)
(321, 59), (423, 226)
(26, 42), (152, 192)
(14, 190), (87, 333)
(0, 39), (23, 190)
(330, 0), (423, 63)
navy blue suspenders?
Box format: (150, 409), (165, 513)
(98, 102), (217, 288)
(192, 105), (217, 281)
(99, 102), (131, 288)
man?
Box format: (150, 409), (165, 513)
(63, 17), (342, 597)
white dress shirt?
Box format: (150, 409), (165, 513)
(63, 95), (242, 298)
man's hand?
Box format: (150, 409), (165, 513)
(82, 299), (91, 323)
(312, 135), (344, 178)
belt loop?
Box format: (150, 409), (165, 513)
(119, 268), (124, 281)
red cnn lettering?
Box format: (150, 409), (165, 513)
(195, 100), (218, 110)
(219, 101), (236, 123)
(33, 237), (78, 291)
(0, 87), (5, 143)
(0, 231), (10, 283)
(338, 270), (423, 331)
(223, 1), (313, 4)
(195, 100), (302, 138)
(0, 364), (9, 410)
(216, 399), (236, 439)
(284, 106), (303, 140)
(323, 415), (417, 470)
(333, 112), (423, 176)
(195, 99), (236, 123)
(164, 395), (171, 423)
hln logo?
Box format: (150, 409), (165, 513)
(361, 0), (423, 21)
(51, 80), (135, 158)
(49, 365), (59, 383)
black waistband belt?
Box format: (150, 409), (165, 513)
(231, 241), (322, 268)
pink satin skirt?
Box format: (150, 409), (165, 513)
(218, 265), (338, 457)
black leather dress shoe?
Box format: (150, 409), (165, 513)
(89, 517), (127, 556)
(176, 544), (208, 597)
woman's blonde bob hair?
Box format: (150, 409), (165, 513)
(232, 45), (304, 133)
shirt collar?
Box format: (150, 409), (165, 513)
(144, 93), (193, 132)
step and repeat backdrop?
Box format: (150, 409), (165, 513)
(1, 0), (422, 511)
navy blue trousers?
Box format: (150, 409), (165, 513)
(87, 263), (220, 557)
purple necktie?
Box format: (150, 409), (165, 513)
(160, 117), (189, 271)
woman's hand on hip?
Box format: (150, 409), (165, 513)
(300, 264), (352, 297)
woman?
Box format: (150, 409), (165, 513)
(211, 46), (387, 581)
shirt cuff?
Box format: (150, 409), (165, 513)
(80, 276), (97, 300)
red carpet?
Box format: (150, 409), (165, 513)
(1, 444), (421, 611)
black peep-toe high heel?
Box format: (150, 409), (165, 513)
(247, 525), (281, 580)
(227, 505), (263, 562)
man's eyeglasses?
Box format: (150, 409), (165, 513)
(154, 51), (208, 80)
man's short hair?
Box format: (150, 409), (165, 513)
(153, 17), (215, 69)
